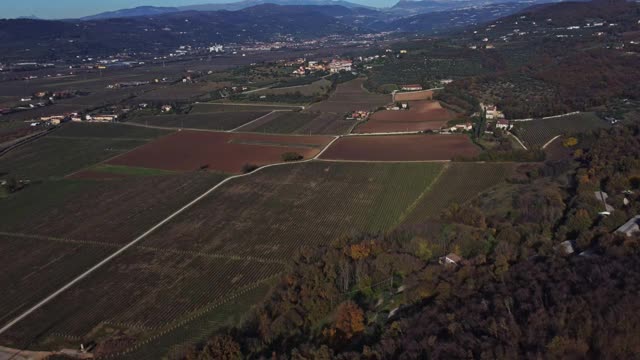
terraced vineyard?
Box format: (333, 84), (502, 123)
(511, 112), (607, 148)
(403, 162), (516, 224)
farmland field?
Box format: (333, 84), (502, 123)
(253, 78), (332, 96)
(189, 103), (298, 113)
(108, 130), (334, 173)
(393, 90), (434, 102)
(320, 134), (480, 161)
(1, 247), (284, 350)
(511, 112), (608, 148)
(309, 78), (389, 113)
(0, 173), (225, 245)
(138, 162), (444, 259)
(0, 162), (443, 354)
(402, 162), (516, 224)
(54, 122), (171, 139)
(118, 282), (274, 360)
(129, 111), (270, 130)
(242, 111), (353, 135)
(354, 100), (456, 134)
(0, 234), (116, 327)
(137, 82), (228, 101)
(0, 123), (171, 180)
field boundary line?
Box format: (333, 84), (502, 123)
(119, 121), (227, 133)
(0, 127), (58, 158)
(229, 110), (292, 132)
(344, 131), (422, 136)
(0, 232), (285, 265)
(63, 124), (178, 179)
(542, 135), (561, 149)
(0, 231), (120, 249)
(133, 245), (286, 265)
(47, 135), (156, 141)
(509, 111), (581, 122)
(393, 163), (449, 227)
(508, 132), (528, 150)
(196, 102), (304, 110)
(313, 136), (341, 159)
(0, 136), (340, 336)
(315, 158), (451, 164)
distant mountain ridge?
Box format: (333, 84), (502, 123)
(81, 0), (374, 20)
(79, 0), (577, 21)
(0, 4), (369, 61)
(387, 0), (581, 15)
(374, 2), (536, 32)
(81, 6), (180, 20)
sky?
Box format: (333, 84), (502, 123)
(1, 0), (401, 19)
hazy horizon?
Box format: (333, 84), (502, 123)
(1, 0), (401, 19)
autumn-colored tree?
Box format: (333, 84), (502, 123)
(198, 335), (241, 360)
(349, 243), (371, 260)
(562, 137), (578, 148)
(334, 301), (365, 340)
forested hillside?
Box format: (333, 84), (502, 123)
(173, 121), (640, 358)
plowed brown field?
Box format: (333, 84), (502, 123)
(355, 101), (456, 134)
(108, 131), (334, 173)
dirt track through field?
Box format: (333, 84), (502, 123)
(0, 136), (340, 336)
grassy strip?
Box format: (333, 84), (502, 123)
(91, 164), (177, 176)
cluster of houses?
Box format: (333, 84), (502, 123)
(0, 91), (82, 116)
(386, 103), (409, 111)
(29, 112), (121, 127)
(482, 103), (505, 120)
(288, 58), (343, 76)
(107, 81), (150, 89)
(289, 58), (354, 75)
(346, 110), (370, 121)
(329, 59), (353, 74)
(480, 103), (511, 131)
(592, 189), (640, 238)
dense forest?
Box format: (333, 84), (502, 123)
(168, 120), (640, 359)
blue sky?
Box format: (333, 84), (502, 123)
(2, 0), (400, 19)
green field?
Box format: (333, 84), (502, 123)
(129, 111), (269, 130)
(0, 123), (172, 180)
(403, 162), (516, 224)
(250, 111), (318, 133)
(255, 78), (332, 96)
(89, 164), (177, 176)
(511, 112), (608, 148)
(53, 122), (172, 139)
(0, 137), (149, 180)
